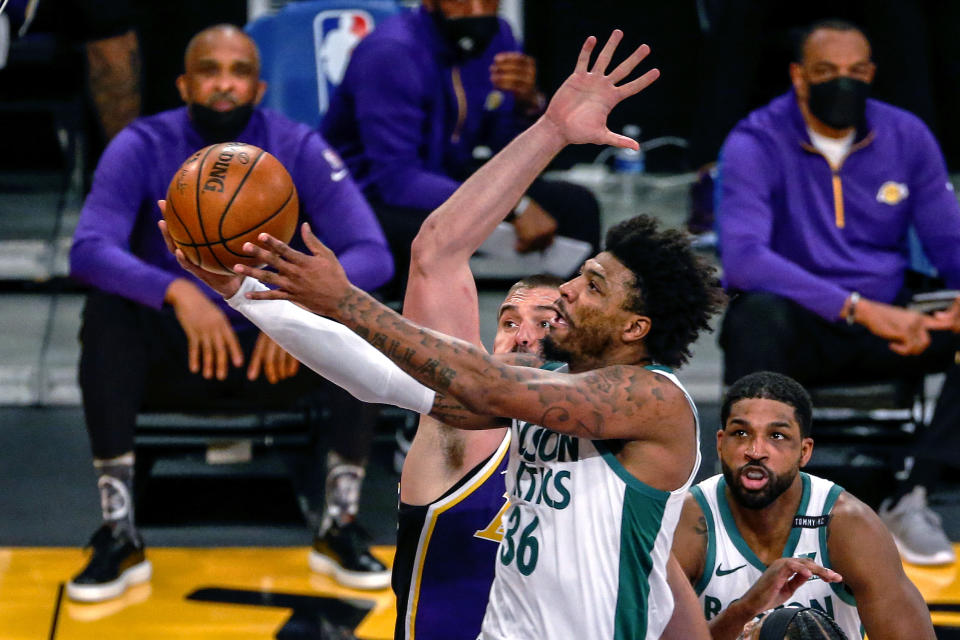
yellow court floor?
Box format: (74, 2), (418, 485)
(0, 547), (396, 639)
(1, 545), (959, 639)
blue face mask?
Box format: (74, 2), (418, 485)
(434, 13), (500, 59)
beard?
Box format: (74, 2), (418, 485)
(541, 334), (573, 363)
(720, 459), (797, 510)
(541, 306), (613, 365)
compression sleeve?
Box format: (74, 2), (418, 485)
(226, 277), (435, 414)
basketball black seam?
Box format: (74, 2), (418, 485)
(217, 149), (266, 254)
(167, 196), (202, 267)
(197, 143), (265, 273)
(173, 187), (297, 253)
(194, 145), (219, 248)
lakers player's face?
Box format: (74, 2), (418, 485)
(493, 286), (559, 355)
(717, 398), (814, 510)
(177, 30), (266, 111)
(543, 253), (642, 363)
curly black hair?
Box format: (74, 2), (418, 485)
(721, 371), (813, 438)
(604, 215), (724, 368)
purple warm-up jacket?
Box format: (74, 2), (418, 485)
(719, 89), (960, 320)
(70, 107), (393, 325)
(321, 7), (532, 211)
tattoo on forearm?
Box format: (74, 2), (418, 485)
(335, 288), (672, 436)
(86, 31), (141, 139)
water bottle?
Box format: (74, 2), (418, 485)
(613, 125), (644, 200)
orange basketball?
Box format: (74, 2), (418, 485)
(164, 142), (299, 275)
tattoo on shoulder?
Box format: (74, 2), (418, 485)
(695, 515), (708, 536)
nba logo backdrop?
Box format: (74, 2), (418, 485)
(314, 10), (375, 116)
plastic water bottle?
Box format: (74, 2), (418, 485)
(613, 125), (644, 200)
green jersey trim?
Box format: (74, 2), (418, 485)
(818, 484), (858, 607)
(644, 364), (674, 374)
(691, 485), (716, 595)
(541, 360), (567, 371)
(613, 486), (668, 640)
(595, 440), (671, 501)
(716, 473), (812, 572)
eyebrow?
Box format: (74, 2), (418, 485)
(584, 267), (607, 282)
(727, 418), (796, 430)
(498, 304), (557, 319)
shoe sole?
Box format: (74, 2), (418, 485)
(308, 550), (390, 590)
(66, 559), (152, 603)
(890, 534), (956, 566)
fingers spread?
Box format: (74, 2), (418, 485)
(592, 29), (623, 75)
(575, 35), (597, 73)
(618, 68), (661, 98)
(608, 43), (650, 84)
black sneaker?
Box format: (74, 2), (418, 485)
(67, 525), (152, 603)
(309, 522), (390, 590)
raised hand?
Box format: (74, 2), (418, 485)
(235, 222), (351, 318)
(543, 30), (659, 148)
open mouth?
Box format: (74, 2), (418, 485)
(739, 466), (769, 491)
(552, 303), (571, 329)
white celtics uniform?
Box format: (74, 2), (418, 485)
(692, 473), (862, 639)
(480, 366), (700, 640)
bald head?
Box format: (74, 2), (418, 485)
(176, 23), (266, 116)
(183, 24), (260, 75)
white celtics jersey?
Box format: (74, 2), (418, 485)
(692, 473), (862, 639)
(480, 366), (700, 640)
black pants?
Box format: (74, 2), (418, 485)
(372, 177), (602, 296)
(720, 292), (960, 469)
(78, 291), (377, 465)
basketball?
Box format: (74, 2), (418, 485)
(164, 142), (299, 275)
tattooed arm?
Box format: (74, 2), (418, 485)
(238, 243), (688, 442)
(86, 29), (141, 140)
(672, 492), (708, 587)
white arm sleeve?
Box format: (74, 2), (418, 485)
(226, 277), (435, 414)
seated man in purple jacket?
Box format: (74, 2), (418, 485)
(718, 18), (960, 567)
(67, 24), (394, 603)
(320, 0), (601, 294)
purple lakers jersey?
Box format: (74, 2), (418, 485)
(393, 433), (510, 640)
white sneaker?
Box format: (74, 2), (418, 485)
(879, 486), (956, 566)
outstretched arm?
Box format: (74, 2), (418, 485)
(236, 31), (669, 440)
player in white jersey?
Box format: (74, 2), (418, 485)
(230, 31), (724, 640)
(482, 365), (700, 639)
(672, 372), (935, 640)
(160, 29), (711, 640)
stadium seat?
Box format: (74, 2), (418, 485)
(246, 0), (403, 128)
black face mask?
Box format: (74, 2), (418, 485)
(188, 103), (255, 142)
(806, 76), (870, 130)
(434, 13), (499, 59)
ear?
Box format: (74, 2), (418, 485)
(798, 436), (814, 468)
(788, 62), (805, 95)
(176, 75), (190, 104)
(254, 79), (267, 105)
(716, 428), (724, 457)
(622, 314), (651, 344)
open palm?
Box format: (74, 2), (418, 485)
(544, 30), (659, 148)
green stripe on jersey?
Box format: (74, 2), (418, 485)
(717, 473), (811, 572)
(614, 486), (668, 640)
